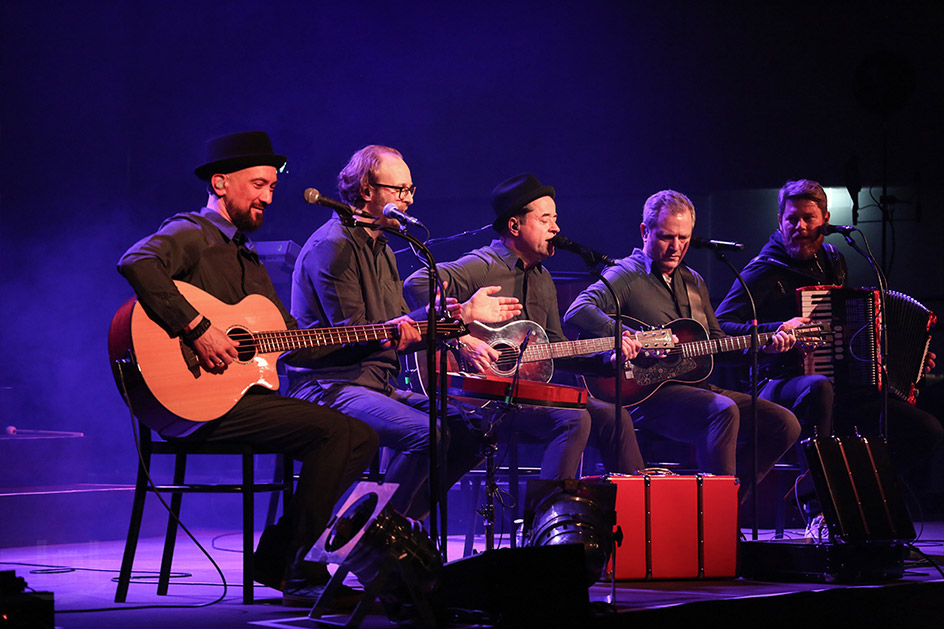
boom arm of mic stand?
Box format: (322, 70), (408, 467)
(714, 249), (760, 540)
(373, 224), (449, 556)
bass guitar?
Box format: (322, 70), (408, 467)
(583, 317), (830, 406)
(109, 281), (467, 436)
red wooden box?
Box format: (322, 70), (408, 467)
(587, 473), (738, 579)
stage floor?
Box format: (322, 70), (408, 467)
(2, 524), (943, 628)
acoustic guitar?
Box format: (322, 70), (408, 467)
(109, 281), (467, 436)
(583, 317), (829, 406)
(409, 318), (674, 395)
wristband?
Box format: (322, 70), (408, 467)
(182, 317), (211, 345)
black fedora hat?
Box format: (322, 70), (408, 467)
(491, 173), (555, 232)
(193, 131), (287, 180)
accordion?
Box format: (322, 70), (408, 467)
(797, 286), (936, 404)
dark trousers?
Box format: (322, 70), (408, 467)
(180, 390), (378, 561)
(630, 383), (801, 487)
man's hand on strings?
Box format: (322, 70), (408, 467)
(192, 324), (239, 373)
(455, 335), (500, 374)
(610, 330), (644, 365)
(381, 315), (422, 352)
(763, 317), (807, 354)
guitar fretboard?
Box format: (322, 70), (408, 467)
(680, 332), (778, 358)
(521, 337), (615, 363)
(246, 322), (461, 354)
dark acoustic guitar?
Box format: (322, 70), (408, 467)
(583, 317), (829, 406)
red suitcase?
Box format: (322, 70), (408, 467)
(588, 473), (738, 579)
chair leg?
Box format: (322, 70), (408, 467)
(509, 432), (520, 548)
(157, 453), (186, 596)
(265, 455), (284, 530)
(281, 455), (294, 514)
(115, 453), (151, 602)
(242, 452), (255, 605)
(463, 476), (481, 557)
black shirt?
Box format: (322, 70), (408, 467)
(118, 206), (295, 337)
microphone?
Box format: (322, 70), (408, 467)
(303, 188), (373, 221)
(820, 224), (857, 236)
(382, 203), (425, 228)
(689, 237), (744, 251)
(549, 234), (617, 266)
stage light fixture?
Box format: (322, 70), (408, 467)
(305, 482), (443, 627)
(520, 479), (617, 586)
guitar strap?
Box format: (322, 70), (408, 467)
(680, 267), (710, 330)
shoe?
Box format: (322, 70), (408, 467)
(252, 524), (290, 590)
(252, 565), (285, 591)
(804, 513), (830, 543)
(282, 579), (363, 610)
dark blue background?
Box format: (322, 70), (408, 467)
(2, 2), (942, 486)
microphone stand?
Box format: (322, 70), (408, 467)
(582, 262), (625, 471)
(836, 230), (890, 440)
(368, 219), (451, 556)
(713, 249), (760, 540)
(577, 256), (622, 605)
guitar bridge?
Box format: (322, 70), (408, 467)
(179, 340), (202, 378)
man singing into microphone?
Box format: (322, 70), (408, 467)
(715, 179), (941, 495)
(563, 189), (801, 495)
(403, 173), (648, 479)
(284, 145), (521, 520)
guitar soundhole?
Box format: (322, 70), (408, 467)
(492, 342), (520, 374)
(228, 327), (256, 362)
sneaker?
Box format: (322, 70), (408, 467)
(804, 513), (830, 543)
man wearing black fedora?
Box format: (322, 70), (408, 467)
(118, 131), (379, 607)
(403, 173), (648, 478)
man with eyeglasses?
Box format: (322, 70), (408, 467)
(284, 145), (522, 520)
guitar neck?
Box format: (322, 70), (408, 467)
(253, 322), (422, 354)
(681, 330), (777, 358)
(521, 337), (615, 363)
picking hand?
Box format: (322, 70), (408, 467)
(193, 325), (239, 372)
(456, 335), (500, 374)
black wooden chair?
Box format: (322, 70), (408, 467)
(115, 418), (295, 605)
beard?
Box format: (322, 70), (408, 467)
(783, 233), (823, 261)
(230, 204), (264, 233)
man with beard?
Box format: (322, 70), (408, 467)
(715, 179), (941, 485)
(564, 189), (802, 496)
(404, 174), (650, 480)
(118, 131), (379, 607)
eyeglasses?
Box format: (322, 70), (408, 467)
(370, 181), (417, 200)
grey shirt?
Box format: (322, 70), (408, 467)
(403, 239), (606, 374)
(563, 248), (724, 339)
(284, 216), (423, 393)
